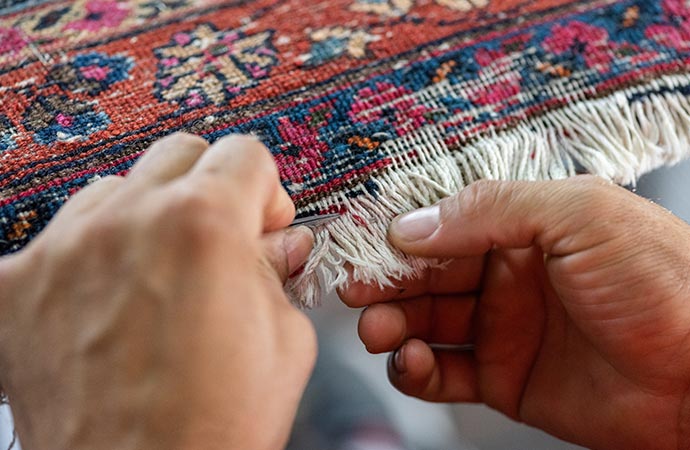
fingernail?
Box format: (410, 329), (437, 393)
(391, 205), (440, 241)
(284, 226), (314, 275)
(393, 346), (406, 373)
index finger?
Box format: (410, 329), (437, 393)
(338, 256), (485, 308)
(188, 134), (295, 232)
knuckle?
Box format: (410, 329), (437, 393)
(568, 175), (619, 214)
(252, 147), (280, 183)
(83, 214), (122, 241)
(165, 132), (209, 151)
(97, 175), (125, 186)
(225, 133), (266, 150)
(575, 174), (611, 187)
(257, 253), (287, 286)
(165, 183), (221, 216)
(450, 179), (502, 222)
(225, 135), (278, 179)
(72, 215), (126, 259)
(153, 188), (226, 246)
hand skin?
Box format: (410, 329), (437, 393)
(0, 134), (317, 450)
(340, 176), (690, 450)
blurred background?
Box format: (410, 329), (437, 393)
(0, 159), (688, 450)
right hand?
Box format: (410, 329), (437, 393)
(340, 176), (690, 450)
(0, 133), (317, 450)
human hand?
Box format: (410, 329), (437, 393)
(340, 176), (690, 450)
(0, 133), (316, 450)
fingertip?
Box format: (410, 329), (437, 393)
(214, 133), (264, 148)
(269, 185), (296, 230)
(389, 340), (479, 402)
(150, 132), (209, 153)
(337, 263), (387, 307)
(337, 265), (411, 307)
(387, 205), (441, 251)
(214, 134), (277, 178)
(357, 303), (406, 353)
(388, 339), (435, 394)
(204, 134), (294, 231)
(338, 280), (385, 307)
(128, 133), (209, 184)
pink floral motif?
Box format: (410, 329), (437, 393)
(0, 28), (28, 55)
(542, 21), (612, 72)
(662, 0), (690, 18)
(474, 33), (532, 68)
(475, 47), (506, 67)
(154, 24), (277, 107)
(173, 32), (191, 46)
(65, 0), (130, 32)
(55, 113), (74, 127)
(469, 76), (521, 106)
(646, 0), (690, 50)
(79, 65), (109, 81)
(274, 116), (328, 185)
(646, 25), (689, 50)
(349, 82), (432, 135)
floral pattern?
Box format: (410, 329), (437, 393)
(300, 27), (380, 67)
(645, 0), (690, 50)
(274, 115), (329, 187)
(64, 0), (130, 32)
(154, 24), (278, 108)
(23, 95), (110, 145)
(49, 52), (134, 95)
(349, 82), (433, 135)
(542, 21), (614, 72)
(0, 27), (27, 55)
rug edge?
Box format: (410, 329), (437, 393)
(287, 73), (690, 308)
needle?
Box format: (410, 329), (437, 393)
(289, 213), (340, 228)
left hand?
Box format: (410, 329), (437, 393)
(0, 133), (317, 450)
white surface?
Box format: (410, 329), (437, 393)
(0, 404), (16, 450)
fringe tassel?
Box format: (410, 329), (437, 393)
(286, 74), (690, 308)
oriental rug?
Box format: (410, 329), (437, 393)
(1, 0), (690, 305)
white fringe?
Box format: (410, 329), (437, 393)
(286, 74), (690, 308)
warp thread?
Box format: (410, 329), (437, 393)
(287, 74), (690, 307)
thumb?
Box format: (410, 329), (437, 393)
(261, 226), (314, 284)
(387, 175), (633, 257)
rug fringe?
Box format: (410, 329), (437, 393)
(286, 74), (690, 308)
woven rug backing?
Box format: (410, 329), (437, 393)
(1, 0), (690, 305)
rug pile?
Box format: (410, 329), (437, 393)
(1, 0), (689, 305)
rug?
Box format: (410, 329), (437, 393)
(1, 0), (690, 306)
